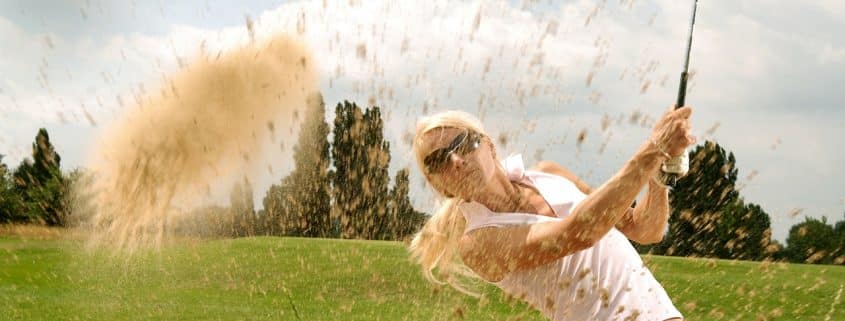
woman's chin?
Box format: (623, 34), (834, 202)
(452, 173), (474, 199)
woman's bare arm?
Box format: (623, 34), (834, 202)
(533, 161), (670, 244)
(461, 143), (665, 281)
(460, 107), (694, 281)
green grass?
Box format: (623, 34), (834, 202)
(1, 234), (844, 321)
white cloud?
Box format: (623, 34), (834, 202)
(819, 43), (845, 64)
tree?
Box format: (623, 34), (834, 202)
(387, 168), (427, 240)
(654, 141), (741, 257)
(229, 176), (256, 237)
(262, 182), (293, 236)
(12, 129), (66, 226)
(713, 201), (774, 261)
(784, 217), (837, 264)
(262, 93), (332, 238)
(647, 141), (779, 261)
(0, 155), (24, 223)
(739, 203), (776, 260)
(767, 239), (786, 261)
(177, 205), (231, 237)
(359, 106), (392, 239)
(835, 213), (845, 236)
(61, 168), (93, 227)
(833, 216), (845, 264)
(287, 93), (333, 237)
(331, 101), (392, 239)
(331, 101), (365, 239)
(782, 214), (845, 265)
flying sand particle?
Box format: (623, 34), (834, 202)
(577, 129), (588, 147)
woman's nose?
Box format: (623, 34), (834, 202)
(449, 153), (465, 169)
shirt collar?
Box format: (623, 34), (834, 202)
(501, 153), (526, 182)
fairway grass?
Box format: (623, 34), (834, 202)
(1, 234), (843, 320)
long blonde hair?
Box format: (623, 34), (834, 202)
(407, 110), (490, 297)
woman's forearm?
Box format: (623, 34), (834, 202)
(631, 181), (670, 242)
(565, 142), (667, 244)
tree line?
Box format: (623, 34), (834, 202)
(168, 94), (427, 241)
(254, 94), (427, 240)
(1, 103), (843, 263)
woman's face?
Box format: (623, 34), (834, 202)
(419, 127), (499, 199)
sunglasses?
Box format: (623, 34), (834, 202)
(423, 130), (482, 174)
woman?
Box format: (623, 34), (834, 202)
(408, 107), (695, 321)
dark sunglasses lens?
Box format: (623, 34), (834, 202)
(425, 132), (469, 174)
(425, 151), (448, 173)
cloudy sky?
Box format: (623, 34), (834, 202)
(1, 0), (843, 242)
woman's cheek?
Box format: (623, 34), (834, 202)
(478, 158), (495, 183)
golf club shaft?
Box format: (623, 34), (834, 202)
(662, 0), (698, 185)
(675, 0), (698, 109)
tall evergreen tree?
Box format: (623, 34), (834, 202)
(11, 160), (37, 222)
(12, 129), (66, 225)
(360, 107), (391, 239)
(331, 101), (365, 239)
(262, 93), (332, 237)
(331, 101), (392, 239)
(388, 168), (427, 240)
(287, 93), (332, 237)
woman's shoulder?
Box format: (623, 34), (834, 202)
(524, 168), (578, 189)
(528, 160), (593, 195)
(524, 168), (588, 216)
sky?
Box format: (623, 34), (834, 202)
(1, 0), (843, 242)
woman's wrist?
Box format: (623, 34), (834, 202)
(649, 175), (670, 190)
(648, 137), (672, 160)
(634, 141), (670, 171)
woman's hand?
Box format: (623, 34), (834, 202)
(649, 106), (696, 157)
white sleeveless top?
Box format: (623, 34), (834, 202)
(460, 154), (683, 321)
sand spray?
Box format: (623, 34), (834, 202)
(81, 34), (317, 253)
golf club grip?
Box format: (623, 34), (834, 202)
(661, 152), (689, 184)
(676, 71), (688, 109)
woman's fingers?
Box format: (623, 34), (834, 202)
(674, 106), (693, 119)
(651, 105), (694, 155)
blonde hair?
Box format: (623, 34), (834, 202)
(407, 110), (489, 297)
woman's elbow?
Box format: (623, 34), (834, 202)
(635, 231), (665, 245)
